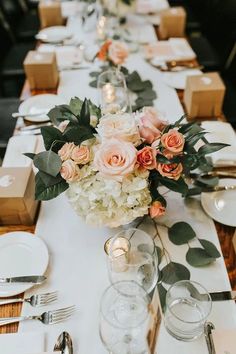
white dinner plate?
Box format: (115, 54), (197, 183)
(161, 69), (202, 90)
(19, 94), (66, 122)
(36, 26), (73, 43)
(0, 232), (49, 297)
(201, 178), (236, 227)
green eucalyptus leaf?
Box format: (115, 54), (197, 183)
(24, 153), (35, 160)
(156, 154), (172, 164)
(186, 248), (215, 267)
(198, 239), (221, 258)
(38, 171), (62, 187)
(33, 151), (62, 177)
(41, 126), (64, 150)
(185, 187), (202, 196)
(89, 80), (97, 88)
(88, 99), (101, 119)
(156, 246), (163, 265)
(199, 143), (229, 155)
(159, 176), (189, 196)
(69, 97), (84, 116)
(162, 262), (190, 284)
(157, 283), (167, 311)
(63, 125), (94, 145)
(79, 98), (90, 126)
(35, 172), (68, 200)
(168, 222), (196, 245)
(185, 132), (207, 149)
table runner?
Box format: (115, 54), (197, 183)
(18, 10), (236, 354)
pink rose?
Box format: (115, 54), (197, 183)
(94, 138), (137, 181)
(161, 129), (185, 154)
(60, 159), (80, 182)
(157, 151), (183, 180)
(108, 41), (129, 65)
(137, 146), (157, 170)
(71, 146), (91, 165)
(138, 107), (168, 144)
(149, 201), (166, 218)
(58, 142), (75, 161)
(58, 120), (69, 133)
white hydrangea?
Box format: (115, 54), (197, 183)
(66, 168), (152, 228)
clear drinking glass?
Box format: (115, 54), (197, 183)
(164, 280), (212, 341)
(105, 228), (158, 294)
(97, 69), (131, 114)
(99, 280), (151, 354)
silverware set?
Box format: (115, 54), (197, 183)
(186, 170), (236, 193)
(149, 59), (204, 72)
(0, 291), (58, 307)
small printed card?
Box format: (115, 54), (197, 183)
(212, 329), (236, 354)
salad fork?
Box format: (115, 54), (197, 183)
(0, 305), (76, 326)
(0, 291), (58, 307)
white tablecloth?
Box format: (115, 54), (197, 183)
(18, 9), (236, 354)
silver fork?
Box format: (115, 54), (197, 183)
(0, 291), (58, 307)
(0, 305), (76, 326)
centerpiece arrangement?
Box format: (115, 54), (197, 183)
(25, 97), (227, 228)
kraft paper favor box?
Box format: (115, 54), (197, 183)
(184, 73), (226, 119)
(159, 7), (186, 39)
(38, 0), (64, 28)
(24, 51), (59, 90)
(0, 167), (39, 225)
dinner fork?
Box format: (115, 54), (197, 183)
(0, 305), (76, 326)
(0, 291), (58, 307)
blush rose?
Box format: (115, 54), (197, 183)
(161, 129), (185, 154)
(137, 146), (157, 170)
(149, 201), (166, 218)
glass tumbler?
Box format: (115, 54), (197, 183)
(164, 280), (212, 341)
(105, 228), (158, 294)
(99, 280), (151, 354)
(97, 69), (131, 114)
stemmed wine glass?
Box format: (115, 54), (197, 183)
(99, 280), (151, 354)
(97, 69), (131, 114)
(105, 228), (158, 294)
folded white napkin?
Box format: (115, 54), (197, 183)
(38, 45), (83, 69)
(0, 331), (45, 354)
(136, 0), (169, 13)
(2, 135), (38, 168)
(201, 121), (236, 167)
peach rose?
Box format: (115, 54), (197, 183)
(58, 142), (76, 161)
(138, 107), (168, 144)
(97, 40), (112, 61)
(94, 138), (137, 181)
(149, 201), (166, 218)
(137, 146), (157, 170)
(157, 151), (183, 180)
(60, 159), (80, 182)
(58, 120), (69, 133)
(161, 129), (185, 154)
(71, 146), (91, 165)
(108, 41), (129, 65)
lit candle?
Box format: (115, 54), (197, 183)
(104, 237), (130, 272)
(102, 83), (116, 104)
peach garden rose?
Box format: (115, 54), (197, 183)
(149, 201), (166, 218)
(157, 151), (183, 180)
(161, 129), (185, 154)
(138, 107), (168, 144)
(60, 159), (80, 182)
(137, 146), (157, 170)
(94, 138), (137, 181)
(58, 142), (76, 161)
(108, 41), (129, 66)
(71, 146), (91, 165)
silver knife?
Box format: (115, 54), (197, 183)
(0, 276), (46, 284)
(209, 290), (236, 301)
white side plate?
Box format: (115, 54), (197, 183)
(201, 178), (236, 227)
(0, 232), (49, 297)
(19, 94), (66, 123)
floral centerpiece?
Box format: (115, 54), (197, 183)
(96, 39), (129, 67)
(26, 97), (227, 228)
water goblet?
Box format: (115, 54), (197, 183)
(164, 280), (212, 341)
(99, 280), (151, 354)
(105, 228), (158, 294)
(97, 69), (131, 114)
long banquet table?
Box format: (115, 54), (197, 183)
(0, 6), (236, 354)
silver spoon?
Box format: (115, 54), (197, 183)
(54, 331), (73, 354)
